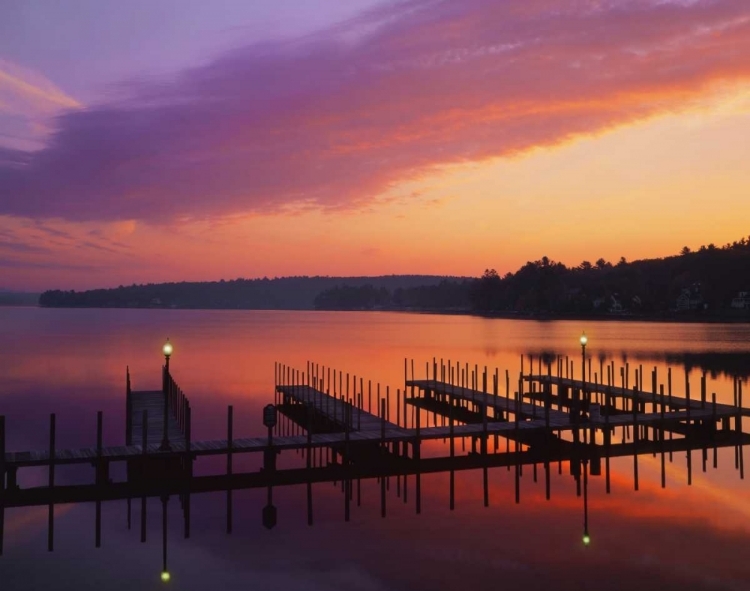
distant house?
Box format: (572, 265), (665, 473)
(676, 283), (703, 311)
(593, 297), (606, 310)
(731, 291), (750, 310)
(631, 295), (642, 308)
(609, 294), (623, 313)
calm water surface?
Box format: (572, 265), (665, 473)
(1, 308), (749, 590)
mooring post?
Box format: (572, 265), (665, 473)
(738, 380), (744, 480)
(227, 405), (233, 534)
(0, 414), (5, 556)
(345, 402), (351, 522)
(514, 389), (520, 504)
(380, 398), (387, 518)
(95, 410), (103, 548)
(306, 474), (314, 527)
(0, 415), (4, 493)
(183, 403), (192, 469)
(386, 386), (391, 426)
(415, 389), (421, 515)
(632, 384), (640, 490)
(126, 366), (132, 445)
(482, 368), (488, 454)
(449, 388), (454, 511)
(48, 413), (56, 552)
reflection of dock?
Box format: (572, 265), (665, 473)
(0, 356), (747, 559)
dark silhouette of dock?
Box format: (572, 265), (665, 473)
(0, 355), (747, 572)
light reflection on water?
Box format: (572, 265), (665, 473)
(1, 308), (749, 590)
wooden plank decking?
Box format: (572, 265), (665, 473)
(525, 374), (749, 417)
(276, 384), (408, 434)
(129, 390), (185, 447)
(406, 379), (571, 423)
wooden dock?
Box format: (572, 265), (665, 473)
(275, 384), (403, 434)
(126, 367), (189, 448)
(0, 356), (748, 556)
(524, 374), (750, 417)
(406, 378), (572, 423)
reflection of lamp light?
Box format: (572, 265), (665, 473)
(582, 534), (591, 546)
(161, 571), (171, 582)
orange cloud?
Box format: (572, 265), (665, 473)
(1, 0), (749, 223)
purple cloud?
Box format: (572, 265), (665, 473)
(1, 0), (750, 222)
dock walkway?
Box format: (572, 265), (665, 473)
(525, 375), (749, 417)
(276, 383), (408, 435)
(129, 390), (185, 447)
(406, 379), (571, 423)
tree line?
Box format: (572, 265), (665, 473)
(38, 235), (750, 317)
(313, 235), (750, 316)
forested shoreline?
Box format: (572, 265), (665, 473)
(39, 236), (750, 319)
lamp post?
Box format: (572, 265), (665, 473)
(580, 332), (587, 383)
(580, 332), (588, 423)
(160, 339), (173, 451)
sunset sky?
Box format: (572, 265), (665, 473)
(1, 0), (749, 291)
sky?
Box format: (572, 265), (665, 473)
(1, 0), (749, 291)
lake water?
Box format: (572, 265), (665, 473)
(1, 307), (749, 590)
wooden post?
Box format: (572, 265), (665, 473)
(0, 415), (5, 556)
(604, 384), (611, 494)
(48, 413), (55, 552)
(386, 386), (391, 426)
(739, 380), (744, 480)
(345, 402), (351, 522)
(686, 371), (691, 424)
(381, 399), (386, 518)
(126, 366), (132, 445)
(140, 409), (148, 543)
(96, 410), (103, 548)
(0, 415), (4, 494)
(184, 404), (192, 539)
(415, 388), (421, 515)
(514, 389), (520, 504)
(306, 397), (314, 525)
(227, 405), (233, 534)
(449, 388), (454, 511)
(632, 387), (639, 492)
(397, 388), (401, 429)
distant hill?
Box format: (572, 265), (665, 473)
(0, 292), (39, 306)
(36, 235), (750, 319)
(38, 275), (466, 310)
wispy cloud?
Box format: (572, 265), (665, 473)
(0, 0), (749, 222)
(0, 59), (81, 150)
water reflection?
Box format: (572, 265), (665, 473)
(2, 358), (749, 588)
(2, 309), (750, 590)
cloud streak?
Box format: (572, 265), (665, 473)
(1, 0), (749, 222)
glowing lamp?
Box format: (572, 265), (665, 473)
(582, 534), (591, 546)
(161, 571), (171, 583)
(163, 339), (173, 358)
(580, 333), (588, 346)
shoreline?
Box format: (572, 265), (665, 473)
(23, 304), (750, 324)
